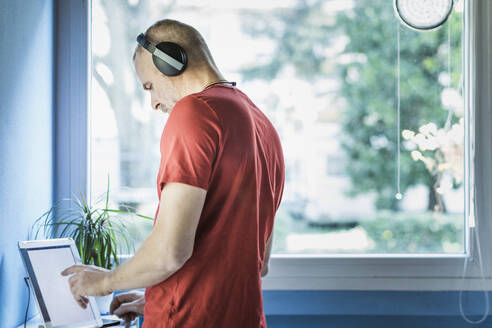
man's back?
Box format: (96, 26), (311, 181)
(144, 83), (285, 328)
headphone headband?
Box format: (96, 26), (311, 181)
(136, 33), (186, 74)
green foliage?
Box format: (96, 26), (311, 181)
(360, 211), (462, 253)
(239, 0), (463, 211)
(31, 177), (153, 269)
(273, 210), (463, 254)
(336, 0), (463, 210)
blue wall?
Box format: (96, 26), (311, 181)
(263, 290), (492, 327)
(0, 0), (54, 327)
(265, 314), (489, 328)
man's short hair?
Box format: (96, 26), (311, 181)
(133, 19), (217, 71)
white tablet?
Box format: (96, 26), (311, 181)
(18, 238), (104, 328)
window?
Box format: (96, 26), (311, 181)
(75, 0), (492, 290)
(91, 0), (464, 253)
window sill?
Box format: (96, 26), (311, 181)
(261, 254), (492, 291)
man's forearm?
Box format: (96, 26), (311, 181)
(105, 231), (186, 292)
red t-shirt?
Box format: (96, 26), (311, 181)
(143, 83), (285, 328)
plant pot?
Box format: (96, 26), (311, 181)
(95, 292), (114, 315)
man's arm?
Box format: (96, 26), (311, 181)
(260, 231), (273, 277)
(61, 182), (205, 302)
(106, 182), (206, 291)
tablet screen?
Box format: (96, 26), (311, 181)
(24, 246), (98, 326)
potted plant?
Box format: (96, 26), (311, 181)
(31, 177), (153, 314)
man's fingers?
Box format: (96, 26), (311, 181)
(117, 293), (139, 303)
(109, 298), (121, 315)
(68, 281), (85, 309)
(76, 298), (87, 309)
(123, 313), (136, 323)
(67, 275), (84, 309)
(61, 264), (84, 276)
(109, 294), (125, 314)
(113, 303), (136, 317)
(110, 293), (138, 314)
(75, 293), (88, 309)
(69, 275), (77, 288)
(69, 279), (79, 296)
(124, 313), (136, 323)
(75, 294), (88, 309)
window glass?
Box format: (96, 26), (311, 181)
(91, 0), (465, 254)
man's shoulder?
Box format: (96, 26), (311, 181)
(167, 94), (222, 134)
(171, 93), (218, 120)
(195, 85), (260, 113)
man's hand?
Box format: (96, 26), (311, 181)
(61, 264), (113, 308)
(110, 292), (145, 323)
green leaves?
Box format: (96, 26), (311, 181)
(31, 176), (150, 269)
(238, 0), (463, 212)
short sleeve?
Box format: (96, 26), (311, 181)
(157, 95), (221, 192)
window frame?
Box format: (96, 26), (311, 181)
(54, 0), (92, 208)
(57, 0), (492, 291)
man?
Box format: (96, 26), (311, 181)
(61, 19), (284, 327)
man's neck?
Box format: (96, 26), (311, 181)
(178, 68), (226, 98)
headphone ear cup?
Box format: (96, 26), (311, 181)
(152, 42), (187, 76)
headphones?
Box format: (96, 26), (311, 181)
(136, 33), (188, 76)
(136, 33), (237, 88)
